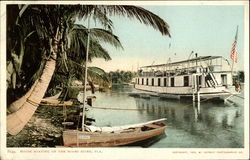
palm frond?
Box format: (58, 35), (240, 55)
(88, 40), (111, 61)
(68, 24), (120, 61)
(90, 28), (123, 49)
(92, 7), (114, 31)
(63, 59), (111, 88)
(88, 66), (111, 88)
(97, 5), (171, 37)
(70, 24), (123, 49)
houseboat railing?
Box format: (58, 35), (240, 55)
(200, 65), (218, 88)
(138, 64), (222, 78)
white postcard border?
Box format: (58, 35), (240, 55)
(0, 1), (249, 160)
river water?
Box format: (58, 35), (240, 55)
(86, 84), (244, 148)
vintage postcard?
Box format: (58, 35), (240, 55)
(0, 1), (249, 160)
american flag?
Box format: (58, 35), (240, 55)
(230, 26), (238, 63)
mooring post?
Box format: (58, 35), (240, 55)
(192, 89), (195, 102)
(197, 101), (200, 114)
(192, 74), (197, 102)
(197, 91), (200, 102)
(193, 102), (198, 122)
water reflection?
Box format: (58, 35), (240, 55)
(133, 93), (243, 147)
(193, 102), (201, 122)
(88, 85), (244, 148)
(134, 96), (242, 131)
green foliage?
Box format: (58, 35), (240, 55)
(237, 71), (244, 83)
(7, 4), (170, 104)
(47, 59), (111, 96)
(6, 5), (122, 101)
(108, 70), (136, 84)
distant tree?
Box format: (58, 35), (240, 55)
(108, 70), (136, 84)
(237, 71), (244, 83)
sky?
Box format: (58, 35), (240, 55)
(80, 5), (245, 72)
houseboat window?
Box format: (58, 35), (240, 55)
(221, 74), (227, 86)
(152, 78), (154, 86)
(137, 78), (139, 84)
(199, 75), (202, 85)
(171, 77), (174, 87)
(142, 78), (144, 85)
(158, 78), (161, 86)
(184, 76), (189, 86)
(205, 68), (208, 73)
(164, 78), (167, 87)
(146, 78), (148, 85)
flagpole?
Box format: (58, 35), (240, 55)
(231, 25), (238, 77)
(82, 14), (91, 131)
(231, 56), (234, 76)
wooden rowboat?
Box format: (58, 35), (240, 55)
(63, 118), (166, 147)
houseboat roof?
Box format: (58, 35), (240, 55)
(141, 56), (222, 68)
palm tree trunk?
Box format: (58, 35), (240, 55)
(7, 29), (60, 135)
(8, 80), (38, 113)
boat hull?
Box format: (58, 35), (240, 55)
(134, 84), (240, 101)
(63, 125), (166, 147)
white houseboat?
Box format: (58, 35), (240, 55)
(134, 55), (240, 101)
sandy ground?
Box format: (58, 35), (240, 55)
(7, 106), (77, 147)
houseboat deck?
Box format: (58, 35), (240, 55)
(134, 55), (240, 101)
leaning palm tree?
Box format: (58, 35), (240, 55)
(7, 4), (171, 135)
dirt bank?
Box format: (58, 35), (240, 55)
(7, 105), (78, 147)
